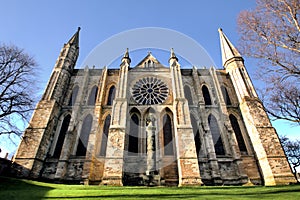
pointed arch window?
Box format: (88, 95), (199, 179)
(190, 114), (201, 156)
(208, 114), (225, 155)
(88, 86), (98, 105)
(221, 86), (231, 105)
(100, 114), (111, 156)
(202, 85), (212, 105)
(76, 114), (93, 156)
(68, 86), (79, 106)
(128, 113), (139, 155)
(53, 114), (71, 158)
(163, 114), (174, 155)
(184, 85), (193, 105)
(229, 114), (247, 154)
(107, 86), (116, 105)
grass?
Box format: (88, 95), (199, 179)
(0, 176), (300, 200)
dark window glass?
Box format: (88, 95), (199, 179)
(68, 86), (79, 106)
(128, 114), (139, 154)
(208, 114), (225, 155)
(132, 77), (169, 105)
(163, 114), (174, 155)
(76, 114), (93, 156)
(53, 115), (71, 158)
(184, 85), (193, 105)
(229, 114), (247, 153)
(202, 85), (212, 105)
(190, 115), (201, 156)
(88, 86), (98, 105)
(107, 86), (116, 105)
(221, 86), (231, 105)
(100, 115), (111, 156)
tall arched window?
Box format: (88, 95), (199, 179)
(163, 114), (174, 155)
(190, 114), (201, 156)
(88, 86), (98, 106)
(76, 114), (93, 156)
(53, 114), (71, 158)
(128, 113), (139, 155)
(68, 86), (79, 106)
(229, 114), (247, 154)
(208, 114), (225, 155)
(221, 86), (231, 105)
(202, 85), (212, 105)
(184, 85), (193, 105)
(107, 85), (116, 105)
(100, 114), (111, 156)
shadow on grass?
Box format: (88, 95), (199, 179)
(0, 176), (54, 200)
(1, 177), (300, 199)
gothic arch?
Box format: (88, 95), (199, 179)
(208, 114), (225, 156)
(51, 112), (71, 158)
(190, 114), (201, 157)
(68, 85), (79, 106)
(76, 114), (93, 156)
(229, 114), (248, 154)
(221, 85), (231, 105)
(161, 108), (175, 156)
(128, 108), (141, 155)
(99, 114), (111, 156)
(87, 85), (98, 105)
(184, 85), (193, 105)
(201, 85), (212, 105)
(106, 85), (116, 105)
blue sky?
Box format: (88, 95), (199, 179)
(0, 0), (298, 157)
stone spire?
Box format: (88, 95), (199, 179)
(169, 48), (178, 63)
(218, 28), (242, 67)
(121, 48), (131, 64)
(67, 27), (80, 47)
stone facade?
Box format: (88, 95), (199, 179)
(12, 28), (296, 186)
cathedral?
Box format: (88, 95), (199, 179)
(12, 28), (296, 186)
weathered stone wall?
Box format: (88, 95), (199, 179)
(13, 57), (295, 186)
(241, 156), (262, 185)
(41, 159), (58, 180)
(13, 100), (59, 178)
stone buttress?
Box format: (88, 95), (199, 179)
(218, 28), (296, 185)
(13, 28), (80, 178)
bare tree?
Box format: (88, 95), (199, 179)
(237, 0), (300, 124)
(280, 136), (300, 180)
(0, 44), (37, 136)
(262, 78), (300, 124)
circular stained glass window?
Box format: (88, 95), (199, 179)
(132, 77), (169, 105)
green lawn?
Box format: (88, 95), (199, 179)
(0, 176), (300, 200)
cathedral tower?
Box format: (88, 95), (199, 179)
(218, 28), (296, 185)
(13, 28), (80, 178)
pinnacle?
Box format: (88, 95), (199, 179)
(218, 28), (242, 66)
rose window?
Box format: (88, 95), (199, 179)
(132, 77), (169, 105)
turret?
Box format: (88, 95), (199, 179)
(168, 48), (178, 64)
(54, 27), (80, 71)
(218, 28), (243, 67)
(121, 48), (131, 65)
(218, 28), (257, 100)
(218, 28), (296, 185)
(43, 27), (80, 101)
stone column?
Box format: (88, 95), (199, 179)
(102, 53), (130, 185)
(146, 114), (156, 174)
(82, 68), (107, 184)
(54, 66), (90, 181)
(210, 67), (248, 183)
(169, 53), (203, 186)
(192, 67), (222, 184)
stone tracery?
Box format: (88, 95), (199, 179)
(132, 77), (168, 105)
